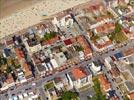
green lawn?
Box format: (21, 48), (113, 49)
(59, 91), (78, 100)
(44, 81), (55, 90)
(109, 32), (128, 43)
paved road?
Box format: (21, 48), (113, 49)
(1, 38), (133, 100)
(1, 7), (134, 100)
(71, 12), (134, 100)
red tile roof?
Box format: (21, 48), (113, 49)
(123, 48), (134, 57)
(64, 39), (72, 46)
(96, 40), (112, 49)
(42, 35), (60, 45)
(98, 74), (111, 91)
(23, 63), (32, 78)
(71, 67), (86, 80)
(76, 35), (92, 56)
(15, 48), (24, 60)
(96, 22), (115, 34)
(128, 92), (134, 100)
(6, 74), (14, 84)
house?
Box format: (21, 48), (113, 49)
(122, 48), (134, 57)
(76, 35), (92, 58)
(104, 56), (116, 70)
(98, 74), (111, 92)
(124, 81), (134, 93)
(94, 22), (115, 34)
(94, 36), (113, 51)
(24, 39), (42, 53)
(88, 62), (101, 74)
(44, 81), (59, 100)
(16, 69), (27, 84)
(55, 52), (67, 66)
(54, 74), (70, 90)
(66, 67), (93, 91)
(0, 74), (15, 91)
(127, 92), (134, 100)
(22, 63), (33, 80)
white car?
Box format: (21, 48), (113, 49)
(32, 83), (36, 86)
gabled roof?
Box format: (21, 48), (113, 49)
(98, 74), (111, 91)
(69, 67), (91, 81)
(122, 48), (134, 57)
(128, 92), (134, 100)
(6, 74), (14, 84)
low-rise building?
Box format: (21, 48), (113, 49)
(88, 62), (101, 74)
(66, 67), (93, 91)
(93, 36), (113, 51)
(98, 74), (111, 92)
(127, 92), (134, 100)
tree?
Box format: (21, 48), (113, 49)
(130, 64), (134, 68)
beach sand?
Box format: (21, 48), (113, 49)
(0, 0), (90, 39)
(0, 0), (40, 19)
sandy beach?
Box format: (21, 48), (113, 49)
(0, 0), (90, 39)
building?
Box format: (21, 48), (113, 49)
(94, 36), (113, 51)
(0, 74), (15, 91)
(127, 92), (134, 100)
(88, 62), (101, 74)
(66, 67), (93, 91)
(98, 74), (111, 92)
(124, 81), (134, 93)
(55, 52), (67, 66)
(94, 22), (115, 34)
(22, 63), (33, 80)
(76, 35), (92, 58)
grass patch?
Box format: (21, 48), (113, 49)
(90, 34), (100, 41)
(59, 91), (78, 100)
(109, 23), (128, 43)
(74, 45), (84, 52)
(43, 32), (57, 41)
(44, 81), (55, 90)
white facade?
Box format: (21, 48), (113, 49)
(89, 62), (101, 74)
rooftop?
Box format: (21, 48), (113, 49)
(69, 67), (91, 81)
(95, 36), (113, 49)
(15, 48), (24, 60)
(5, 74), (14, 84)
(98, 74), (111, 91)
(122, 48), (134, 57)
(76, 35), (92, 56)
(128, 92), (134, 100)
(125, 81), (134, 92)
(23, 63), (32, 78)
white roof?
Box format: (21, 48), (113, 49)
(50, 59), (59, 68)
(18, 72), (24, 76)
(23, 93), (28, 97)
(31, 95), (38, 99)
(28, 98), (32, 100)
(18, 94), (23, 99)
(13, 96), (18, 100)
